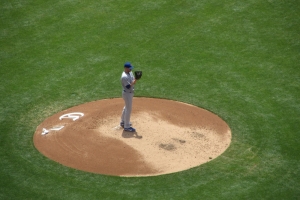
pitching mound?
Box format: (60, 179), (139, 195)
(33, 98), (231, 177)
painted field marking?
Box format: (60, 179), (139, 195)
(59, 112), (84, 121)
(42, 112), (84, 135)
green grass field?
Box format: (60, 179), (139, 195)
(1, 0), (299, 199)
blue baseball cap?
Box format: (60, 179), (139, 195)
(124, 62), (134, 69)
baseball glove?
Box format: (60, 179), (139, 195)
(134, 71), (142, 80)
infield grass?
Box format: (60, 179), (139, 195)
(1, 0), (299, 199)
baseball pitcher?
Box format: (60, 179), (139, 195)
(120, 62), (142, 132)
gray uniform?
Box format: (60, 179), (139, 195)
(120, 71), (135, 128)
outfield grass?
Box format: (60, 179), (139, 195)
(1, 0), (299, 199)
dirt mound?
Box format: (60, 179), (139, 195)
(33, 98), (231, 177)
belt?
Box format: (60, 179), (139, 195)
(123, 90), (134, 93)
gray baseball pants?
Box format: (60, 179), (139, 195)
(121, 91), (134, 128)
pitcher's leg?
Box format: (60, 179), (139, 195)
(122, 92), (133, 128)
(120, 106), (125, 124)
(124, 96), (133, 128)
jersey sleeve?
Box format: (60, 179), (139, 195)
(121, 76), (131, 89)
(130, 71), (135, 80)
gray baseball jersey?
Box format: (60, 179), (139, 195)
(121, 71), (135, 93)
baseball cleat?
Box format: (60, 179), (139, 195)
(124, 127), (136, 132)
(120, 122), (132, 128)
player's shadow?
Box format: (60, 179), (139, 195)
(122, 131), (142, 139)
